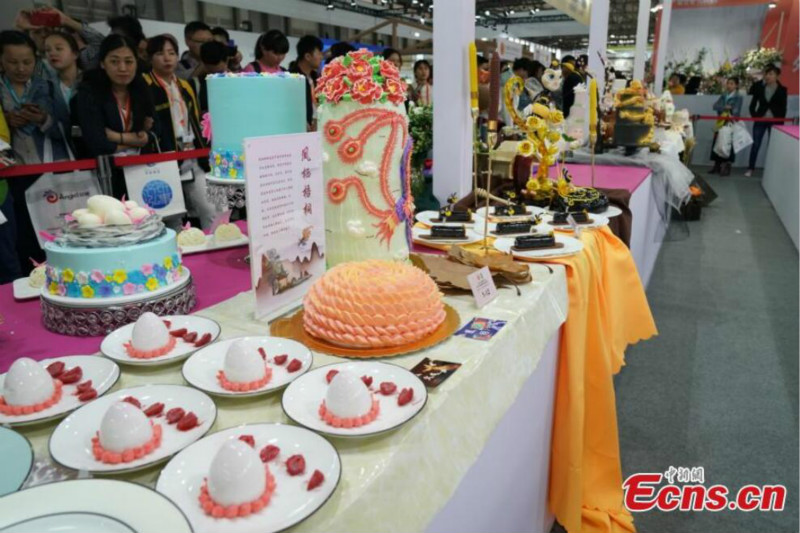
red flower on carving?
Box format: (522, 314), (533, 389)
(384, 78), (407, 105)
(324, 121), (345, 143)
(328, 180), (347, 203)
(351, 78), (383, 105)
(349, 49), (374, 61)
(379, 61), (400, 81)
(320, 77), (348, 103)
(320, 60), (346, 81)
(347, 59), (373, 80)
(338, 139), (363, 164)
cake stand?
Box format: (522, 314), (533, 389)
(206, 176), (246, 211)
(40, 269), (196, 337)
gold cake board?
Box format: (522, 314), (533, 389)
(270, 304), (460, 359)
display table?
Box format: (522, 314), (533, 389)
(4, 261), (568, 533)
(762, 125), (799, 250)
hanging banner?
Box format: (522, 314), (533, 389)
(543, 0), (591, 25)
(497, 37), (523, 60)
(244, 132), (326, 320)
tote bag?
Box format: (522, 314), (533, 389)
(25, 127), (101, 247)
(732, 122), (754, 154)
(713, 124), (733, 158)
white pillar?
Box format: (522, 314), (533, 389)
(432, 0), (475, 203)
(653, 0), (673, 96)
(587, 0), (609, 95)
(633, 0), (650, 80)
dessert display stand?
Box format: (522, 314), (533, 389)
(40, 272), (196, 337)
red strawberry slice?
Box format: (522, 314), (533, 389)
(287, 359), (302, 373)
(361, 375), (373, 388)
(260, 444), (280, 463)
(78, 389), (97, 402)
(166, 407), (185, 424)
(194, 333), (212, 347)
(286, 454), (306, 476)
(46, 361), (65, 379)
(76, 380), (93, 393)
(238, 435), (256, 448)
(398, 388), (414, 406)
(325, 369), (339, 384)
(59, 366), (83, 384)
(258, 347), (267, 360)
(273, 354), (288, 365)
(183, 331), (198, 343)
(307, 469), (325, 491)
(379, 382), (397, 395)
(144, 402), (164, 417)
(170, 328), (187, 337)
(176, 412), (199, 431)
(163, 320), (171, 328)
(122, 396), (141, 409)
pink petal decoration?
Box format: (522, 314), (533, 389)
(39, 231), (56, 242)
(201, 112), (212, 141)
(29, 257), (42, 267)
(209, 210), (232, 235)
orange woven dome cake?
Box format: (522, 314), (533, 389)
(303, 260), (446, 349)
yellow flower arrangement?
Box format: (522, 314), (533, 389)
(518, 140), (535, 157)
(62, 268), (74, 283)
(229, 168), (238, 178)
(550, 110), (565, 124)
(49, 281), (58, 295)
(112, 269), (127, 284)
(526, 179), (540, 191)
(557, 178), (572, 197)
(81, 285), (95, 298)
(163, 256), (173, 270)
(146, 277), (159, 291)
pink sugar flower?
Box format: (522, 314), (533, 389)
(123, 283), (137, 295)
(91, 270), (105, 283)
(141, 264), (154, 276)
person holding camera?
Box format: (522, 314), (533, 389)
(211, 27), (242, 73)
(176, 21), (213, 80)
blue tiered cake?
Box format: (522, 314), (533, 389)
(206, 72), (307, 180)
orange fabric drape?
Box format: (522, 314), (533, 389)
(544, 227), (656, 533)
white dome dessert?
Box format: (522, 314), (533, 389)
(213, 223), (243, 243)
(3, 358), (56, 406)
(224, 340), (266, 383)
(104, 210), (132, 226)
(28, 264), (47, 289)
(207, 440), (266, 506)
(130, 312), (171, 352)
(325, 371), (372, 419)
(87, 195), (125, 219)
(177, 227), (206, 247)
(98, 402), (153, 452)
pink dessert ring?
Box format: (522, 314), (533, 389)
(318, 397), (380, 428)
(198, 466), (277, 518)
(124, 336), (177, 359)
(217, 367), (273, 392)
(0, 380), (63, 416)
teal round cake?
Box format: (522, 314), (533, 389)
(207, 72), (307, 180)
(42, 196), (185, 300)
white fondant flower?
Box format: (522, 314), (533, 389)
(355, 160), (378, 177)
(347, 220), (366, 238)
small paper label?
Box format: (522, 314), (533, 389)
(410, 358), (462, 388)
(467, 266), (498, 308)
(455, 317), (508, 341)
(567, 214), (582, 238)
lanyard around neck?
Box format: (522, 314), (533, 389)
(2, 76), (28, 108)
(114, 90), (132, 131)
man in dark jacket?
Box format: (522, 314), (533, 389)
(560, 55), (585, 118)
(746, 65), (787, 176)
(288, 36), (323, 131)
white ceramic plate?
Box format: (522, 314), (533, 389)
(156, 423), (341, 533)
(12, 278), (40, 301)
(179, 234), (249, 256)
(547, 204), (623, 218)
(50, 384), (217, 474)
(493, 234), (584, 260)
(101, 315), (221, 367)
(415, 210), (478, 227)
(0, 479), (192, 532)
(412, 226), (483, 246)
(475, 205), (545, 221)
(0, 355), (120, 427)
(182, 337), (313, 398)
(41, 268), (191, 308)
(282, 361), (427, 438)
(543, 212), (609, 231)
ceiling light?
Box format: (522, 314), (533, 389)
(768, 2), (777, 7)
(327, 1), (334, 8)
(414, 31), (420, 37)
(509, 9), (515, 14)
(534, 7), (540, 12)
(485, 10), (491, 15)
(420, 16), (425, 23)
(350, 0), (356, 5)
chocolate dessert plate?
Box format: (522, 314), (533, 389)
(543, 212), (609, 231)
(493, 234), (584, 260)
(416, 210), (475, 226)
(412, 226), (483, 246)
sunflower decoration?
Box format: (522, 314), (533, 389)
(518, 140), (535, 157)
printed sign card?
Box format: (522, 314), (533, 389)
(244, 132), (326, 319)
(466, 266), (498, 308)
(455, 317), (508, 341)
(410, 358), (462, 388)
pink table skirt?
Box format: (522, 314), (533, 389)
(0, 224), (252, 372)
(562, 164), (650, 193)
(775, 125), (800, 140)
